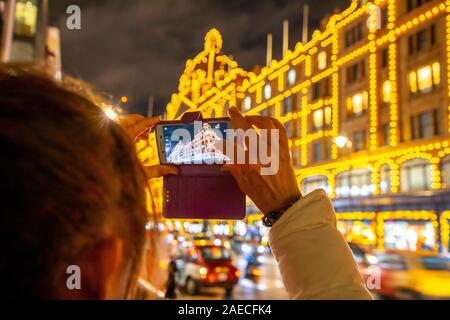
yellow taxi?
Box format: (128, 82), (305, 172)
(362, 250), (450, 299)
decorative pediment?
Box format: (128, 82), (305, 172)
(167, 29), (247, 119)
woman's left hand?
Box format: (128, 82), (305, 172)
(119, 114), (160, 142)
(119, 114), (179, 179)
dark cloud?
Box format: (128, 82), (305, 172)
(49, 0), (350, 115)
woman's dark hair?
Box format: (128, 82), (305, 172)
(0, 65), (148, 299)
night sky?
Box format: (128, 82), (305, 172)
(48, 0), (350, 116)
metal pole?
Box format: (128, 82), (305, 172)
(283, 19), (289, 57)
(266, 33), (272, 67)
(302, 4), (309, 45)
(1, 0), (15, 62)
(147, 96), (155, 118)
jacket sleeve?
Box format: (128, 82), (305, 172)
(269, 189), (373, 300)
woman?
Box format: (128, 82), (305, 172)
(0, 66), (372, 300)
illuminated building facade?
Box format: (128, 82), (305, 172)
(139, 0), (450, 253)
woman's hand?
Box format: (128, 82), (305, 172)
(119, 114), (179, 179)
(223, 107), (301, 215)
(119, 114), (159, 142)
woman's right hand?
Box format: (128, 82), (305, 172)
(222, 107), (301, 215)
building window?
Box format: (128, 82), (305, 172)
(441, 156), (450, 188)
(285, 121), (291, 139)
(14, 0), (38, 37)
(336, 168), (373, 197)
(301, 175), (330, 195)
(410, 109), (440, 140)
(312, 107), (332, 131)
(409, 62), (440, 95)
(430, 24), (436, 45)
(347, 60), (366, 84)
(260, 108), (269, 117)
(400, 158), (432, 192)
(243, 96), (252, 111)
(380, 165), (391, 194)
(283, 96), (292, 114)
(324, 140), (331, 160)
(311, 78), (330, 101)
(381, 8), (388, 28)
(345, 23), (364, 48)
(313, 109), (324, 131)
(381, 48), (388, 68)
(292, 148), (300, 166)
(292, 121), (299, 138)
(318, 51), (327, 71)
(416, 28), (427, 52)
(313, 142), (322, 162)
(382, 80), (391, 104)
(353, 130), (366, 152)
(407, 0), (432, 13)
(408, 25), (437, 55)
(287, 68), (296, 86)
(382, 123), (390, 146)
(264, 83), (272, 100)
(347, 91), (369, 117)
(419, 112), (432, 138)
(324, 107), (332, 126)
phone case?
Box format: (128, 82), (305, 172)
(155, 112), (246, 220)
(163, 165), (246, 220)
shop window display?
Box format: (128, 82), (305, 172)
(301, 175), (330, 195)
(383, 220), (435, 251)
(337, 220), (376, 247)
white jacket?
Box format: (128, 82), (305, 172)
(269, 189), (373, 300)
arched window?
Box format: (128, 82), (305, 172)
(264, 83), (272, 100)
(380, 164), (391, 194)
(335, 168), (373, 197)
(441, 155), (450, 188)
(243, 96), (251, 111)
(301, 175), (329, 195)
(400, 158), (431, 192)
(287, 69), (296, 86)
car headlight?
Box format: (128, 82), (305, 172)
(199, 267), (208, 276)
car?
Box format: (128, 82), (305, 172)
(173, 242), (240, 297)
(358, 249), (450, 300)
(348, 242), (369, 265)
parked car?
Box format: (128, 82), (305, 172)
(359, 249), (450, 299)
(173, 241), (240, 297)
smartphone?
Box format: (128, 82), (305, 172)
(155, 118), (230, 165)
(154, 113), (246, 221)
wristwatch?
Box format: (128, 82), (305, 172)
(262, 196), (302, 228)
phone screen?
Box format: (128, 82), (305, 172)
(156, 120), (231, 165)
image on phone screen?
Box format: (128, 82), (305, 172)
(157, 121), (231, 165)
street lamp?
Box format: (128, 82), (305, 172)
(335, 135), (350, 148)
(104, 108), (118, 121)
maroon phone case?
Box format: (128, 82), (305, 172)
(163, 165), (246, 220)
(156, 112), (246, 220)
